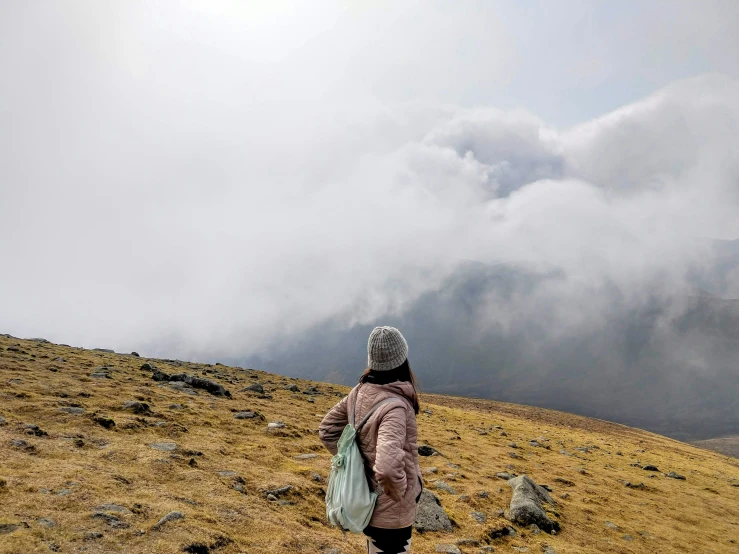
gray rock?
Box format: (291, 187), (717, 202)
(91, 512), (129, 529)
(94, 348), (115, 353)
(96, 504), (130, 513)
(605, 521), (620, 530)
(506, 475), (560, 533)
(667, 471), (686, 480)
(56, 488), (72, 496)
(529, 524), (542, 534)
(59, 407), (85, 415)
(423, 467), (439, 474)
(541, 546), (556, 554)
(264, 485), (293, 498)
(267, 422), (286, 429)
(295, 453), (318, 460)
(302, 386), (322, 395)
(0, 416), (6, 426)
(414, 490), (453, 532)
(311, 472), (324, 483)
(622, 535), (634, 541)
(434, 480), (457, 494)
(149, 442), (177, 452)
(0, 524), (20, 534)
(234, 411), (258, 419)
(418, 445), (438, 456)
(123, 401), (151, 414)
(52, 357), (66, 363)
(625, 481), (645, 489)
(471, 511), (486, 523)
(241, 383), (264, 394)
(84, 531), (104, 540)
(168, 404), (184, 410)
(435, 545), (461, 554)
(217, 470), (238, 477)
(284, 384), (300, 392)
(496, 472), (513, 480)
(642, 465), (659, 471)
(37, 518), (56, 528)
(455, 538), (480, 546)
(152, 511), (184, 530)
(512, 548), (529, 553)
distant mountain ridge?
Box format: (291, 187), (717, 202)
(245, 244), (739, 442)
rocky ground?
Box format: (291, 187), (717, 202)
(1, 335), (738, 553)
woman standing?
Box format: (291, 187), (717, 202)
(319, 326), (422, 554)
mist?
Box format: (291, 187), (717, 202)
(1, 2), (739, 438)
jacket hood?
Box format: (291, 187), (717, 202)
(359, 380), (417, 407)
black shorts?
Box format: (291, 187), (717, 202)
(363, 525), (413, 554)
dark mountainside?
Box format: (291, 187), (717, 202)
(245, 242), (739, 442)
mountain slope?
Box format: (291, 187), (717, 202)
(1, 335), (738, 553)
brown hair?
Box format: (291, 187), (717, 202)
(359, 359), (420, 414)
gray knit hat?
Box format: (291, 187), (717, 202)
(367, 326), (409, 371)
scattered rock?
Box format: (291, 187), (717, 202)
(217, 470), (238, 477)
(642, 465), (659, 471)
(311, 472), (324, 483)
(84, 531), (104, 540)
(56, 488), (73, 496)
(414, 490), (453, 532)
(93, 416), (116, 429)
(10, 439), (36, 453)
(496, 472), (513, 480)
(37, 518), (56, 528)
(622, 535), (634, 541)
(455, 538), (480, 547)
(625, 482), (645, 489)
(94, 348), (115, 353)
(264, 485), (293, 498)
(0, 416), (6, 426)
(152, 511), (184, 530)
(131, 352), (140, 357)
(435, 545), (461, 554)
(302, 386), (322, 395)
(267, 422), (286, 430)
(123, 401), (152, 415)
(284, 384), (300, 392)
(234, 411), (260, 420)
(506, 475), (560, 533)
(24, 424), (48, 437)
(419, 445), (438, 456)
(295, 454), (318, 460)
(667, 471), (686, 480)
(541, 546), (556, 554)
(485, 524), (517, 539)
(423, 467), (439, 474)
(241, 383), (264, 394)
(529, 524), (542, 535)
(434, 481), (457, 494)
(153, 371), (231, 397)
(169, 404), (185, 410)
(552, 478), (574, 486)
(149, 442), (177, 452)
(91, 512), (130, 529)
(59, 407), (85, 415)
(52, 357), (66, 363)
(0, 524), (20, 534)
(471, 511), (486, 523)
(605, 521), (620, 530)
(96, 504), (130, 514)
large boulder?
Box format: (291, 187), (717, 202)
(414, 490), (453, 532)
(506, 475), (560, 533)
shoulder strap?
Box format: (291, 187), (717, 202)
(355, 397), (404, 433)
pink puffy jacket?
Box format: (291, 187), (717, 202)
(319, 381), (422, 529)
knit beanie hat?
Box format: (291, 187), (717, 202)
(367, 326), (409, 371)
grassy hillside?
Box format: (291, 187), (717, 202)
(692, 436), (739, 459)
(1, 336), (738, 554)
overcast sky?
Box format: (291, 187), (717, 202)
(1, 1), (738, 358)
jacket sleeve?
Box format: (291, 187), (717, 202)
(319, 395), (349, 455)
(373, 405), (408, 502)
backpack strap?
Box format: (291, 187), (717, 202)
(355, 397), (403, 433)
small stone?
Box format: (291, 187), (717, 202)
(123, 401), (151, 414)
(93, 416), (116, 429)
(59, 407), (85, 415)
(217, 470), (238, 477)
(267, 422), (286, 429)
(241, 383), (264, 394)
(0, 416), (6, 426)
(418, 445), (437, 456)
(56, 488), (72, 496)
(96, 504), (129, 513)
(152, 511), (184, 530)
(455, 538), (480, 547)
(541, 546), (556, 554)
(414, 490), (453, 532)
(0, 524), (20, 534)
(84, 531), (104, 540)
(560, 493), (570, 500)
(471, 511), (486, 523)
(284, 384), (299, 392)
(234, 411), (258, 419)
(267, 494), (278, 501)
(169, 404), (184, 410)
(642, 465), (659, 471)
(625, 482), (645, 489)
(311, 472), (324, 483)
(605, 521), (620, 530)
(434, 480), (457, 494)
(496, 472), (513, 480)
(295, 454), (318, 460)
(477, 491), (488, 498)
(622, 535), (634, 541)
(435, 545), (461, 554)
(667, 471), (686, 480)
(91, 512), (129, 529)
(264, 485), (293, 497)
(529, 523), (542, 534)
(37, 518), (56, 528)
(149, 442), (177, 452)
(423, 467), (439, 474)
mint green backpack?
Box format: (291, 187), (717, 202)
(325, 396), (399, 534)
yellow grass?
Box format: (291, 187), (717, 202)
(0, 336), (738, 553)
